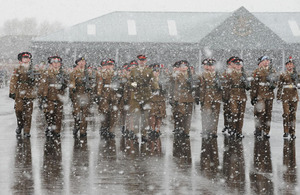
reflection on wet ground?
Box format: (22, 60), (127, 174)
(1, 102), (300, 194)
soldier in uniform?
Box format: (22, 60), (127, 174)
(169, 60), (195, 137)
(127, 55), (159, 142)
(148, 63), (167, 138)
(250, 56), (277, 138)
(221, 56), (237, 133)
(69, 57), (91, 137)
(277, 57), (299, 139)
(96, 59), (120, 138)
(9, 52), (36, 137)
(39, 56), (68, 137)
(223, 58), (249, 138)
(196, 58), (222, 138)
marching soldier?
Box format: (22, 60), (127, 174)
(196, 58), (222, 138)
(148, 63), (167, 139)
(221, 56), (237, 133)
(277, 57), (299, 139)
(223, 58), (249, 138)
(250, 56), (277, 138)
(96, 59), (120, 138)
(69, 57), (91, 137)
(39, 56), (68, 137)
(169, 60), (195, 137)
(9, 52), (36, 137)
(127, 55), (159, 142)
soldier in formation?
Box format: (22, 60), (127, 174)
(127, 55), (159, 142)
(9, 52), (36, 137)
(250, 56), (277, 138)
(69, 57), (91, 137)
(39, 56), (68, 137)
(169, 60), (195, 138)
(277, 57), (299, 139)
(148, 63), (167, 139)
(97, 59), (120, 138)
(196, 58), (222, 138)
(222, 57), (250, 138)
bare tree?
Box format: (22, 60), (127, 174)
(1, 18), (63, 36)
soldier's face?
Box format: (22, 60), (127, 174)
(52, 62), (61, 69)
(138, 60), (147, 67)
(286, 62), (294, 71)
(20, 57), (30, 64)
(235, 64), (243, 71)
(260, 59), (270, 68)
(77, 60), (86, 68)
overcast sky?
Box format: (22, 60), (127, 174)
(1, 0), (300, 27)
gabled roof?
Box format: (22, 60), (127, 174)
(200, 7), (287, 49)
(33, 7), (300, 46)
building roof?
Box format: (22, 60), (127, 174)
(33, 7), (300, 46)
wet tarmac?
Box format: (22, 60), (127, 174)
(0, 87), (300, 195)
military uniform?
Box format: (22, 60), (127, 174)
(277, 70), (299, 138)
(97, 68), (120, 138)
(128, 65), (158, 140)
(223, 58), (249, 138)
(69, 68), (91, 136)
(197, 69), (222, 137)
(221, 56), (237, 133)
(148, 64), (167, 138)
(169, 69), (194, 136)
(39, 65), (68, 136)
(250, 58), (277, 137)
(9, 52), (36, 137)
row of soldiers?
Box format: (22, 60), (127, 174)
(9, 52), (300, 140)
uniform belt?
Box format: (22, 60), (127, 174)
(49, 84), (62, 88)
(206, 86), (217, 89)
(104, 84), (118, 88)
(231, 85), (244, 88)
(258, 82), (270, 86)
(283, 84), (297, 89)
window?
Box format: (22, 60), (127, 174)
(168, 20), (177, 36)
(127, 20), (137, 35)
(87, 24), (96, 35)
(288, 20), (300, 36)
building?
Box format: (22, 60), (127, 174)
(32, 7), (300, 71)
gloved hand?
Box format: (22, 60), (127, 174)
(195, 97), (200, 105)
(9, 93), (15, 100)
(251, 98), (257, 106)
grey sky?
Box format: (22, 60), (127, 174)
(1, 0), (300, 27)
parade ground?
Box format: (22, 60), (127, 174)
(0, 86), (299, 194)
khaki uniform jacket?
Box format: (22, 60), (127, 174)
(96, 70), (119, 100)
(39, 68), (67, 101)
(69, 69), (89, 100)
(169, 71), (194, 103)
(197, 71), (222, 103)
(250, 67), (276, 100)
(277, 72), (299, 102)
(9, 65), (36, 99)
(128, 67), (159, 103)
(224, 71), (247, 101)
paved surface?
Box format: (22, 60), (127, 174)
(0, 86), (299, 194)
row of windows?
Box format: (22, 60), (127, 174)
(86, 20), (178, 36)
(86, 19), (300, 37)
